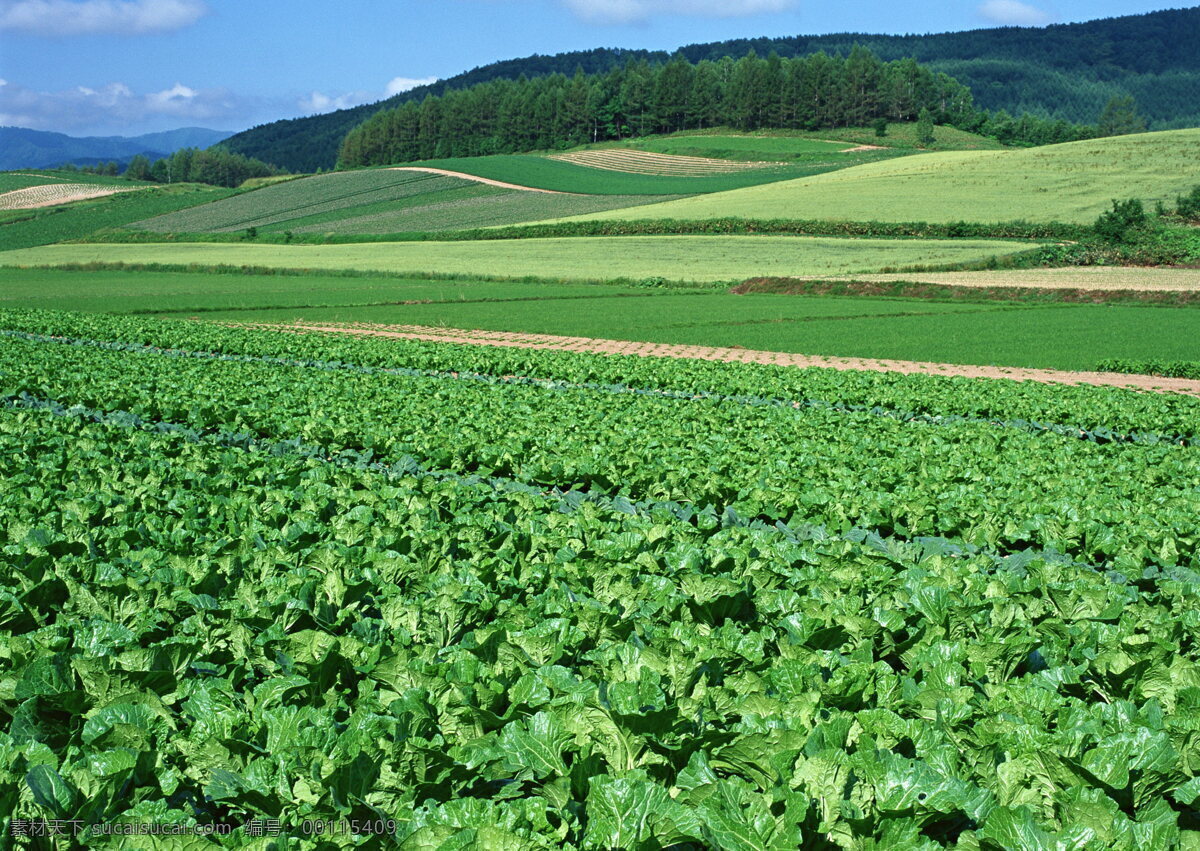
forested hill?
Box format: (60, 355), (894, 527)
(222, 6), (1200, 172)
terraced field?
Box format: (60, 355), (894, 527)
(131, 169), (680, 235)
(399, 155), (819, 194)
(550, 149), (781, 175)
(554, 128), (1200, 225)
(0, 235), (1039, 282)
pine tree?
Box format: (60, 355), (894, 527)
(1097, 95), (1146, 137)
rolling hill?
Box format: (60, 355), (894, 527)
(547, 128), (1200, 226)
(222, 7), (1200, 172)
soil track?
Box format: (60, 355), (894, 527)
(271, 322), (1200, 397)
(385, 167), (576, 195)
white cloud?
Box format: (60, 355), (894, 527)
(385, 76), (438, 97)
(0, 0), (207, 36)
(299, 90), (372, 114)
(562, 0), (795, 24)
(0, 78), (248, 134)
(0, 74), (440, 136)
(977, 0), (1052, 26)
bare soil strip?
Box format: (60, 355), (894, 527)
(272, 322), (1200, 397)
(385, 167), (576, 195)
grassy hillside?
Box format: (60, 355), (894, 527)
(0, 236), (1037, 282)
(554, 129), (1200, 225)
(129, 169), (681, 235)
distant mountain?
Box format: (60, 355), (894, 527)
(221, 7), (1200, 173)
(0, 126), (232, 171)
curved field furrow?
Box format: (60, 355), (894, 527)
(0, 182), (142, 210)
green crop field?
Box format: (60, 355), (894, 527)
(555, 128), (1200, 225)
(0, 268), (657, 314)
(0, 183), (236, 251)
(0, 235), (1038, 282)
(399, 155), (822, 194)
(6, 267), (1198, 372)
(623, 135), (860, 161)
(5, 307), (1200, 846)
(129, 169), (682, 235)
(199, 298), (1200, 372)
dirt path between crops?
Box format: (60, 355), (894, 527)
(270, 322), (1200, 397)
(386, 167), (578, 195)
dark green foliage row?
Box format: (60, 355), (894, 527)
(88, 216), (1088, 246)
(4, 309), (1200, 845)
(1098, 360), (1200, 381)
(221, 8), (1200, 171)
(338, 49), (982, 166)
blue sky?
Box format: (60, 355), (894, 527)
(0, 0), (1188, 137)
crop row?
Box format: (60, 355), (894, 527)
(4, 309), (1197, 438)
(3, 319), (1198, 571)
(0, 183), (140, 211)
(5, 392), (1200, 847)
(1, 326), (1187, 449)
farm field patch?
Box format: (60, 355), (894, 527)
(550, 149), (781, 175)
(204, 297), (1200, 371)
(0, 183), (236, 250)
(0, 235), (1037, 281)
(0, 170), (146, 193)
(130, 169), (681, 235)
(5, 308), (1200, 845)
(0, 268), (656, 314)
(555, 128), (1200, 225)
(625, 134), (855, 160)
(837, 266), (1200, 291)
(0, 182), (144, 210)
(398, 154), (821, 194)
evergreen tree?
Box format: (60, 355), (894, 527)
(1097, 95), (1147, 136)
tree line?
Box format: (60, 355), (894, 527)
(337, 48), (1096, 168)
(54, 147), (283, 187)
(122, 147), (284, 187)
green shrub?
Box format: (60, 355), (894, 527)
(1097, 358), (1200, 379)
(1094, 198), (1147, 243)
(1177, 185), (1200, 222)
